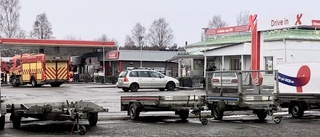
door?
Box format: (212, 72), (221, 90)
(149, 71), (167, 88)
(137, 71), (152, 88)
(45, 61), (68, 80)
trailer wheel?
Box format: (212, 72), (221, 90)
(291, 103), (304, 119)
(130, 83), (139, 92)
(256, 111), (267, 121)
(88, 113), (98, 126)
(178, 110), (189, 121)
(78, 125), (86, 135)
(212, 103), (224, 120)
(273, 117), (282, 124)
(12, 115), (21, 129)
(159, 88), (165, 91)
(129, 103), (140, 120)
(201, 118), (208, 125)
(0, 115), (5, 130)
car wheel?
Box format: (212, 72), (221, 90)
(130, 83), (139, 92)
(166, 82), (175, 91)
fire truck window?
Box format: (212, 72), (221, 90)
(16, 59), (21, 67)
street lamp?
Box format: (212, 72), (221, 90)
(139, 36), (143, 68)
(202, 28), (209, 78)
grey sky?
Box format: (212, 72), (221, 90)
(19, 0), (316, 47)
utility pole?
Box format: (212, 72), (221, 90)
(202, 28), (209, 78)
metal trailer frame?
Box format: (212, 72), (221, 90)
(205, 70), (282, 124)
(7, 100), (108, 135)
(120, 95), (209, 125)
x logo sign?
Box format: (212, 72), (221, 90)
(247, 14), (257, 31)
(295, 13), (303, 25)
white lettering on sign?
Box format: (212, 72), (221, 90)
(271, 18), (289, 27)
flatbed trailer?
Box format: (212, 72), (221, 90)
(6, 100), (108, 135)
(205, 70), (282, 124)
(277, 93), (320, 118)
(120, 95), (209, 125)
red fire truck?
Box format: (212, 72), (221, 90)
(9, 54), (70, 87)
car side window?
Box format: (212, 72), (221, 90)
(129, 71), (138, 77)
(150, 71), (160, 78)
(138, 71), (150, 77)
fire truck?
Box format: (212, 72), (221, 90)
(1, 60), (10, 84)
(9, 54), (70, 87)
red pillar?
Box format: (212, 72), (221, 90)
(119, 61), (123, 73)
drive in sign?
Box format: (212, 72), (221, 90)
(258, 13), (313, 31)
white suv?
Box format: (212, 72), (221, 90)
(117, 69), (179, 92)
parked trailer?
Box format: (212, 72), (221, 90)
(7, 100), (108, 135)
(0, 99), (6, 130)
(276, 62), (320, 118)
(206, 70), (282, 124)
(120, 95), (209, 125)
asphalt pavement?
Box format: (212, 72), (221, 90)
(0, 83), (320, 136)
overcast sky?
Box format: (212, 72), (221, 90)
(19, 0), (317, 47)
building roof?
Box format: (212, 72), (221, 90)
(116, 50), (182, 62)
(187, 29), (320, 48)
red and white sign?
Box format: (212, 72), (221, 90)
(258, 13), (313, 31)
(107, 51), (119, 59)
(312, 20), (320, 27)
(205, 25), (248, 35)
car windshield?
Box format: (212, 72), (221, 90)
(118, 71), (128, 78)
(214, 72), (236, 77)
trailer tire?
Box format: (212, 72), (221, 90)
(159, 88), (165, 91)
(178, 110), (189, 121)
(256, 111), (267, 121)
(130, 83), (139, 92)
(0, 115), (5, 130)
(212, 103), (224, 120)
(88, 113), (98, 126)
(12, 115), (21, 129)
(291, 102), (304, 119)
(129, 103), (140, 120)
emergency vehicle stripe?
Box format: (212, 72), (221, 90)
(46, 67), (56, 79)
(57, 67), (68, 79)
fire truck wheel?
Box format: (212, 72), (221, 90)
(50, 83), (61, 87)
(0, 115), (5, 130)
(11, 77), (19, 87)
(31, 78), (37, 87)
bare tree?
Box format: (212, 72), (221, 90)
(0, 0), (21, 38)
(96, 34), (118, 50)
(131, 22), (146, 48)
(64, 35), (81, 40)
(124, 35), (138, 50)
(32, 13), (53, 39)
(147, 18), (174, 50)
(208, 15), (228, 28)
(236, 10), (250, 26)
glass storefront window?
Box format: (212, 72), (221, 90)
(265, 56), (273, 74)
